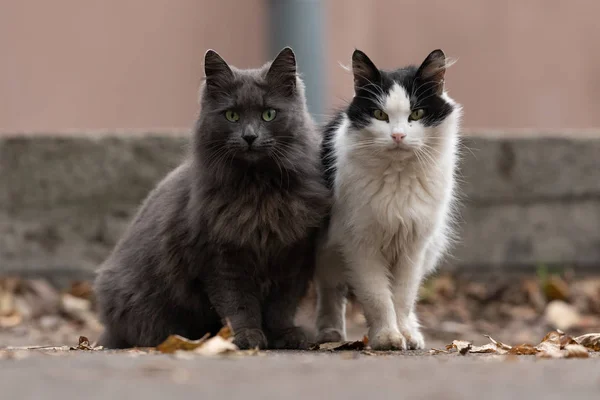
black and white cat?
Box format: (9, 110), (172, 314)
(315, 49), (462, 350)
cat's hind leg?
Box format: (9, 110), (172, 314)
(315, 246), (348, 343)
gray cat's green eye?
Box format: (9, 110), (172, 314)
(372, 109), (388, 121)
(262, 108), (277, 122)
(225, 110), (240, 122)
(409, 109), (425, 121)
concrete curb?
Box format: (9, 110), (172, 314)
(1, 133), (598, 278)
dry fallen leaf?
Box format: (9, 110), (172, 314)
(316, 340), (365, 351)
(508, 344), (538, 355)
(447, 340), (472, 355)
(575, 333), (600, 351)
(70, 336), (103, 351)
(564, 344), (589, 359)
(470, 343), (502, 354)
(216, 324), (233, 340)
(156, 333), (210, 354)
(534, 330), (589, 359)
(536, 330), (562, 354)
(193, 335), (238, 356)
(483, 335), (512, 351)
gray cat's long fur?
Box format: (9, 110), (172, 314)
(94, 48), (329, 349)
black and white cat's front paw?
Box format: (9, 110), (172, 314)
(269, 327), (308, 350)
(400, 327), (425, 350)
(398, 312), (425, 350)
(369, 328), (407, 350)
(233, 328), (268, 350)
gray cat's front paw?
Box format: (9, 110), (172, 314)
(233, 328), (268, 349)
(316, 328), (345, 343)
(369, 328), (407, 351)
(270, 327), (308, 349)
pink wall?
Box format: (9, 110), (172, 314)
(1, 0), (599, 132)
(0, 0), (268, 132)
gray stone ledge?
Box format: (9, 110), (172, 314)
(0, 132), (598, 276)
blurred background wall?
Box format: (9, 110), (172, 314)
(1, 0), (599, 133)
(1, 0), (599, 278)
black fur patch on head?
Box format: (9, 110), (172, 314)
(346, 49), (454, 130)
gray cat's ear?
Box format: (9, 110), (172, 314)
(416, 49), (446, 95)
(352, 50), (381, 93)
(204, 49), (234, 91)
(266, 47), (297, 96)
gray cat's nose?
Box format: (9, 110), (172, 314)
(242, 134), (258, 145)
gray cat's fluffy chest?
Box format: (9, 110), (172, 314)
(201, 177), (324, 251)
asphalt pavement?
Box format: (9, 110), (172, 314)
(2, 350), (599, 400)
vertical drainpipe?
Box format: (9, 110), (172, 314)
(269, 0), (325, 123)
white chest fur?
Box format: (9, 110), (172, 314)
(328, 123), (456, 263)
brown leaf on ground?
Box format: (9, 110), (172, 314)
(535, 330), (587, 358)
(469, 343), (499, 354)
(317, 339), (367, 351)
(537, 343), (589, 359)
(464, 335), (511, 355)
(559, 334), (579, 349)
(193, 335), (238, 356)
(536, 330), (562, 354)
(217, 322), (233, 339)
(483, 335), (512, 351)
(447, 340), (472, 355)
(156, 333), (210, 354)
(70, 335), (103, 351)
(508, 344), (538, 355)
(564, 344), (589, 358)
(575, 333), (600, 351)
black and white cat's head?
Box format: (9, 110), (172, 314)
(346, 49), (459, 153)
(195, 47), (310, 168)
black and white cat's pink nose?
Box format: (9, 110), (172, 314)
(391, 132), (406, 142)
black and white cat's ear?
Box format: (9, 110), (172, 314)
(352, 50), (381, 93)
(204, 49), (234, 91)
(266, 47), (297, 96)
(416, 49), (447, 95)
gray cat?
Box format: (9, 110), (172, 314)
(94, 47), (329, 349)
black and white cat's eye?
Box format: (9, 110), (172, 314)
(372, 109), (389, 122)
(225, 110), (240, 122)
(409, 109), (425, 121)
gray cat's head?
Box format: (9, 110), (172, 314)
(195, 47), (312, 171)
